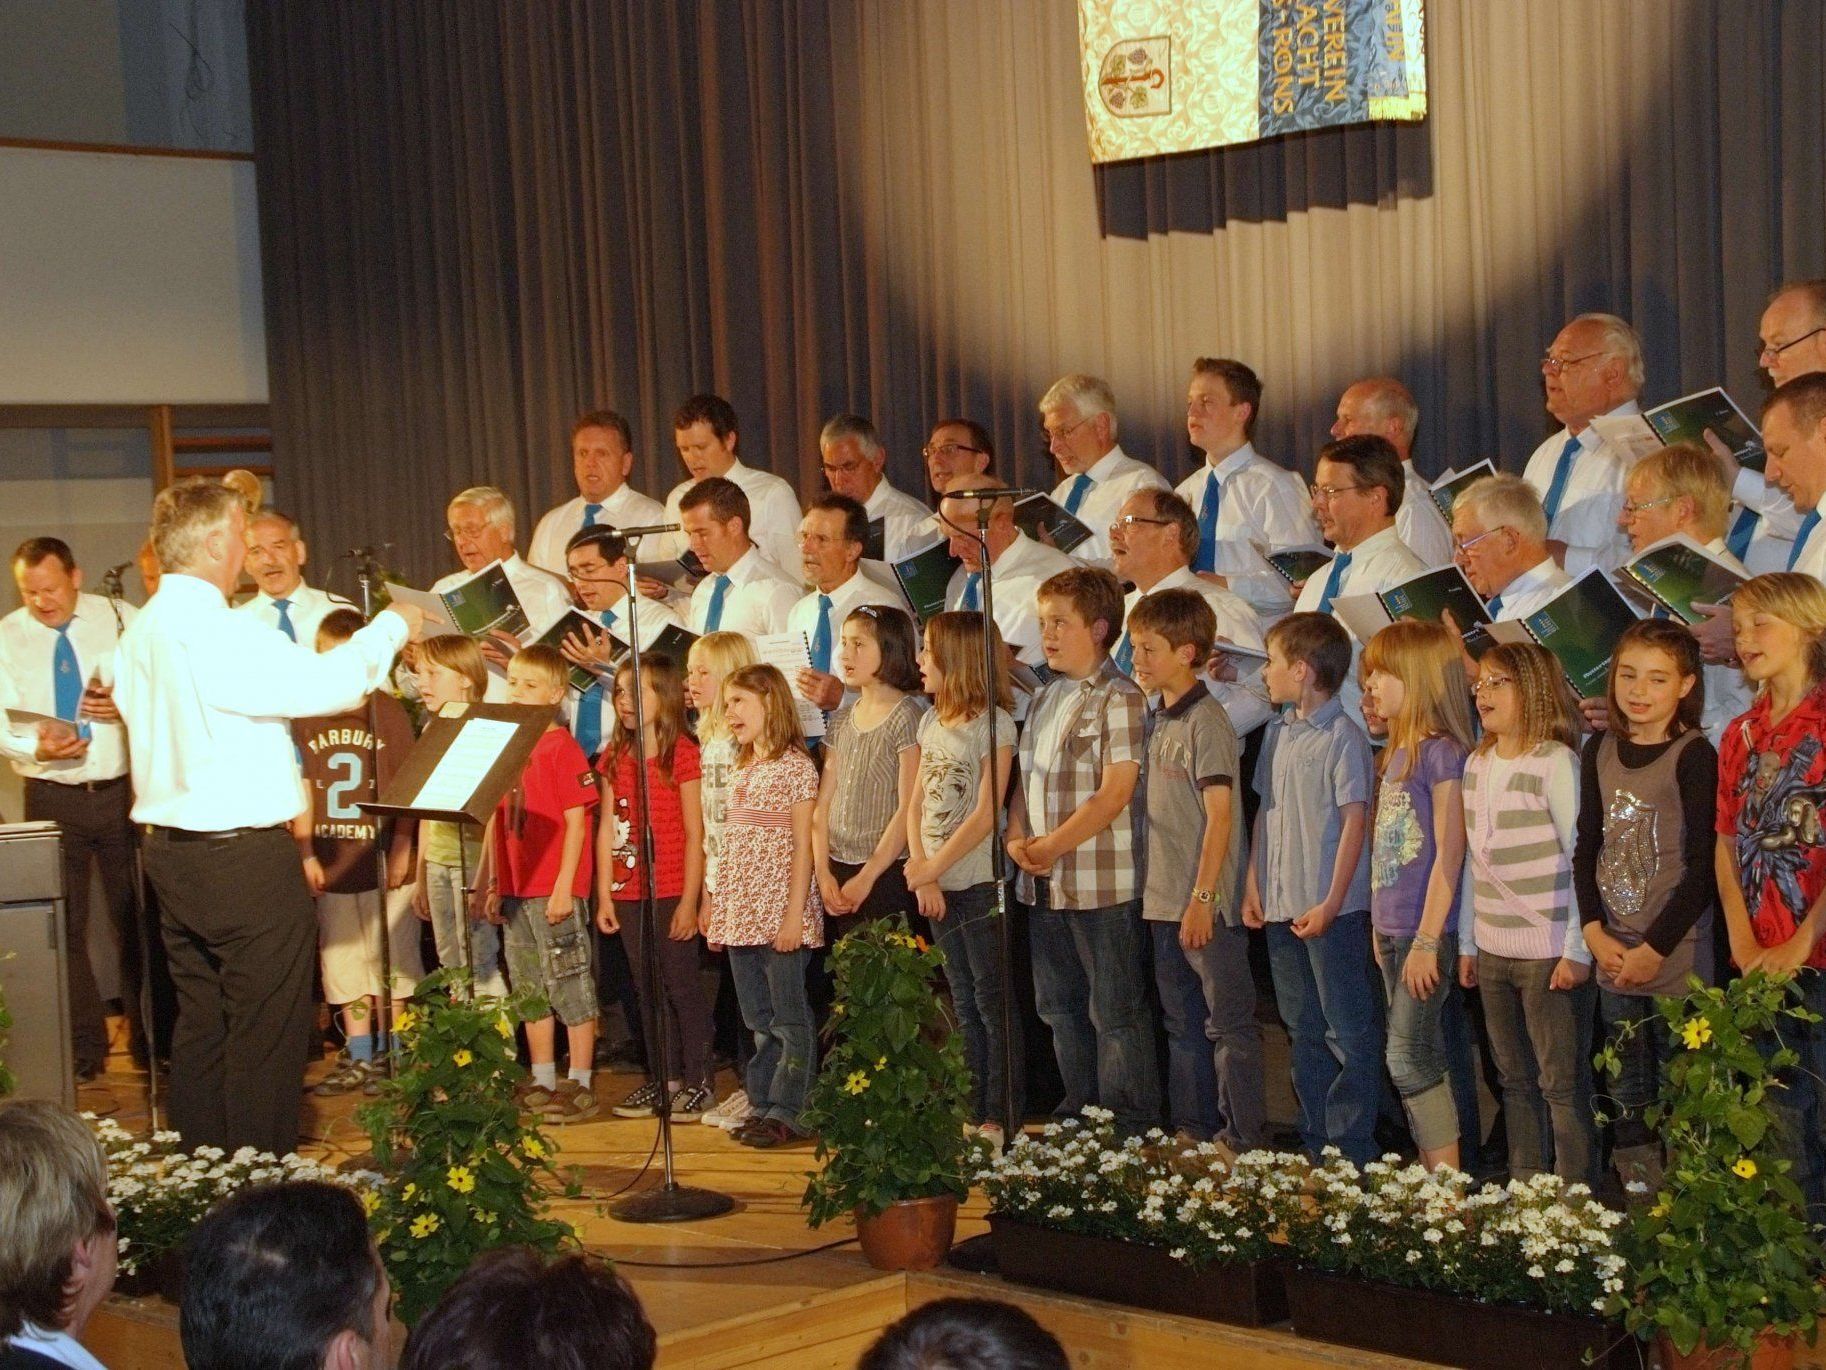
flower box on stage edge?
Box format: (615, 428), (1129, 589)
(986, 1214), (1289, 1327)
(111, 1250), (184, 1304)
(1282, 1264), (1641, 1370)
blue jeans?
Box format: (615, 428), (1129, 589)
(1375, 931), (1462, 1152)
(1030, 889), (1161, 1132)
(1765, 968), (1826, 1223)
(1477, 951), (1597, 1185)
(727, 946), (815, 1132)
(1266, 911), (1382, 1164)
(935, 884), (1026, 1126)
(1152, 919), (1267, 1147)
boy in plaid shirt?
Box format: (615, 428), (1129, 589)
(1008, 567), (1161, 1133)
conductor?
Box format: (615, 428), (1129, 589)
(113, 480), (425, 1156)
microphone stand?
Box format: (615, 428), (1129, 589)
(353, 553), (397, 1080)
(609, 531), (734, 1223)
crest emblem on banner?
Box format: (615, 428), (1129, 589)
(1098, 36), (1171, 117)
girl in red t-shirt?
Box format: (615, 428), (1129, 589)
(593, 656), (713, 1121)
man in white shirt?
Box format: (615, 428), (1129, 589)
(237, 508), (356, 644)
(938, 474), (1075, 669)
(0, 1101), (117, 1370)
(1522, 313), (1645, 576)
(1330, 377), (1453, 568)
(113, 479), (423, 1157)
(1, 539), (145, 1080)
(681, 477), (800, 640)
(432, 486), (572, 701)
(660, 394), (803, 576)
(1764, 373), (1826, 583)
(1175, 357), (1320, 625)
(528, 410), (669, 576)
(817, 415), (933, 567)
(1451, 473), (1571, 622)
(922, 418), (994, 504)
(1295, 436), (1426, 723)
(560, 527), (684, 761)
(1037, 373), (1169, 567)
(787, 494), (905, 712)
(1108, 488), (1270, 738)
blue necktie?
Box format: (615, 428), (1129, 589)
(51, 624), (91, 741)
(1486, 593), (1504, 619)
(810, 594), (834, 673)
(574, 608), (615, 760)
(1726, 507), (1759, 562)
(705, 575), (732, 632)
(582, 503), (602, 530)
(1540, 434), (1581, 529)
(1316, 551), (1353, 615)
(1789, 511), (1820, 571)
(961, 573), (982, 611)
(1113, 632), (1134, 677)
(1196, 468), (1222, 573)
(1063, 473), (1092, 515)
(273, 597), (297, 642)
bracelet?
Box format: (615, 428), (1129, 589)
(1411, 933), (1439, 953)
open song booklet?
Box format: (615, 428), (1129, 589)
(1618, 533), (1747, 625)
(384, 561), (531, 643)
(529, 611), (701, 693)
(1590, 387), (1765, 472)
(1478, 568), (1643, 700)
(1329, 563), (1493, 648)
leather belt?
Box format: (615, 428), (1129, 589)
(25, 774), (129, 793)
(143, 824), (283, 843)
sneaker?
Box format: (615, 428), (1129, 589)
(517, 1080), (562, 1114)
(703, 1088), (752, 1130)
(736, 1117), (806, 1149)
(312, 1056), (375, 1096)
(538, 1080), (601, 1124)
(670, 1084), (715, 1122)
(612, 1080), (664, 1119)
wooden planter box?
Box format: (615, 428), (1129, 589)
(1282, 1264), (1641, 1370)
(986, 1214), (1289, 1327)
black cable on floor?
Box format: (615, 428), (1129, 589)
(613, 1236), (858, 1269)
(583, 1118), (664, 1200)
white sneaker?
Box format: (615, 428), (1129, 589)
(705, 1088), (754, 1131)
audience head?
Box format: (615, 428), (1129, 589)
(1542, 312), (1643, 429)
(571, 410), (636, 503)
(245, 508), (309, 600)
(1619, 442), (1731, 552)
(221, 468), (265, 514)
(1451, 473), (1550, 600)
(1312, 435), (1404, 546)
(11, 537), (82, 630)
(1109, 488), (1196, 590)
(1037, 566), (1125, 677)
(923, 420), (994, 495)
(1187, 357), (1262, 454)
(721, 662), (806, 763)
(1607, 618), (1703, 742)
(684, 630), (759, 732)
(819, 414), (889, 503)
(1263, 612), (1352, 704)
(1039, 373), (1118, 475)
(1760, 279), (1826, 388)
(400, 1248), (654, 1370)
(152, 476), (249, 592)
(800, 492), (869, 591)
(565, 527), (632, 611)
(680, 477), (755, 572)
(839, 605), (922, 694)
(1331, 378), (1420, 461)
(920, 611), (1012, 717)
(506, 643), (569, 708)
(673, 394), (742, 479)
(0, 1101), (116, 1343)
(1472, 642), (1580, 752)
(446, 487), (518, 572)
(1763, 372), (1826, 518)
(1126, 587), (1216, 697)
(938, 474), (1015, 569)
(315, 607), (365, 651)
(180, 1181), (388, 1370)
(1361, 619), (1476, 778)
(1731, 572), (1826, 692)
(859, 1297), (1068, 1370)
(416, 634), (488, 713)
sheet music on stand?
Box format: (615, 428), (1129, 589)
(359, 702), (555, 826)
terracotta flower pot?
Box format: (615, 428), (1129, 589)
(1655, 1330), (1795, 1370)
(854, 1193), (959, 1271)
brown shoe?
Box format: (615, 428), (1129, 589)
(537, 1080), (600, 1124)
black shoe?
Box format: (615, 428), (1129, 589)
(74, 1059), (103, 1084)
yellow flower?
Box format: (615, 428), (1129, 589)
(496, 1016), (514, 1039)
(446, 1165), (475, 1194)
(523, 1137), (547, 1160)
(1735, 1158), (1758, 1180)
(395, 1009), (418, 1034)
(1680, 1017), (1713, 1050)
(402, 1182), (417, 1201)
(874, 1057), (887, 1071)
(453, 1049), (474, 1068)
(830, 1002), (845, 1016)
(844, 1070), (870, 1095)
(409, 1213), (440, 1239)
(1650, 1200), (1670, 1220)
(476, 1209), (497, 1225)
(358, 1190), (381, 1217)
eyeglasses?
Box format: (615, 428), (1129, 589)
(1539, 351), (1604, 376)
(444, 524), (490, 545)
(1042, 414), (1094, 448)
(1471, 674), (1514, 695)
(1620, 494), (1677, 517)
(1108, 515), (1172, 536)
(921, 441), (985, 461)
(1308, 482), (1369, 503)
(1760, 327), (1826, 364)
(1452, 526), (1508, 554)
(820, 458), (869, 477)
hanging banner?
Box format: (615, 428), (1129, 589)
(1078, 0), (1426, 163)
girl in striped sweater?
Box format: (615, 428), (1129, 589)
(1459, 642), (1597, 1186)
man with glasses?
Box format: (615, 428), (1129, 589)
(1292, 435), (1424, 724)
(1451, 473), (1568, 623)
(559, 527), (684, 760)
(1763, 373), (1826, 583)
(937, 474), (1074, 670)
(817, 415), (932, 567)
(527, 410), (667, 577)
(432, 486), (572, 701)
(1330, 377), (1452, 567)
(1522, 313), (1644, 576)
(1725, 280), (1826, 576)
(1037, 373), (1169, 568)
(921, 418), (994, 501)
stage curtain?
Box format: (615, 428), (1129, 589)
(246, 1), (1826, 585)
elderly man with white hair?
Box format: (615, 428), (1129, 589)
(1522, 313), (1646, 576)
(1038, 373), (1169, 568)
(817, 414), (933, 566)
(433, 486), (572, 698)
(1450, 473), (1570, 624)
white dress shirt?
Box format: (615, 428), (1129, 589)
(6, 1323), (107, 1370)
(114, 574), (408, 831)
(1785, 489), (1826, 584)
(1395, 463), (1455, 568)
(788, 569), (906, 709)
(944, 531), (1076, 668)
(663, 458), (805, 579)
(1698, 536), (1753, 745)
(1488, 557), (1574, 623)
(1730, 466), (1802, 576)
(1293, 523), (1426, 726)
(1120, 565), (1272, 736)
(1049, 444), (1170, 567)
(430, 554), (573, 636)
(688, 545), (801, 639)
(235, 582), (356, 648)
(864, 479), (936, 564)
(1174, 442), (1321, 624)
(568, 592), (684, 744)
(527, 484), (669, 577)
(1522, 399), (1641, 576)
(0, 593), (135, 782)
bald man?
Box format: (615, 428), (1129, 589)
(1331, 378), (1452, 567)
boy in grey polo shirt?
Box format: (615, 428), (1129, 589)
(1129, 588), (1266, 1151)
(1243, 612), (1380, 1165)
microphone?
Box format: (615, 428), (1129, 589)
(103, 561), (133, 579)
(610, 522), (682, 537)
(342, 544), (394, 560)
(943, 487), (1046, 501)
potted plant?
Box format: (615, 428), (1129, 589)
(1597, 973), (1824, 1370)
(801, 918), (973, 1270)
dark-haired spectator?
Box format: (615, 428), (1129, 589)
(529, 410), (669, 577)
(401, 1249), (654, 1370)
(858, 1298), (1068, 1370)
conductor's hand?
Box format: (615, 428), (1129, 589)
(34, 723), (88, 762)
(384, 602), (427, 641)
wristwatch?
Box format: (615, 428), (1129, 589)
(1191, 887), (1217, 905)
